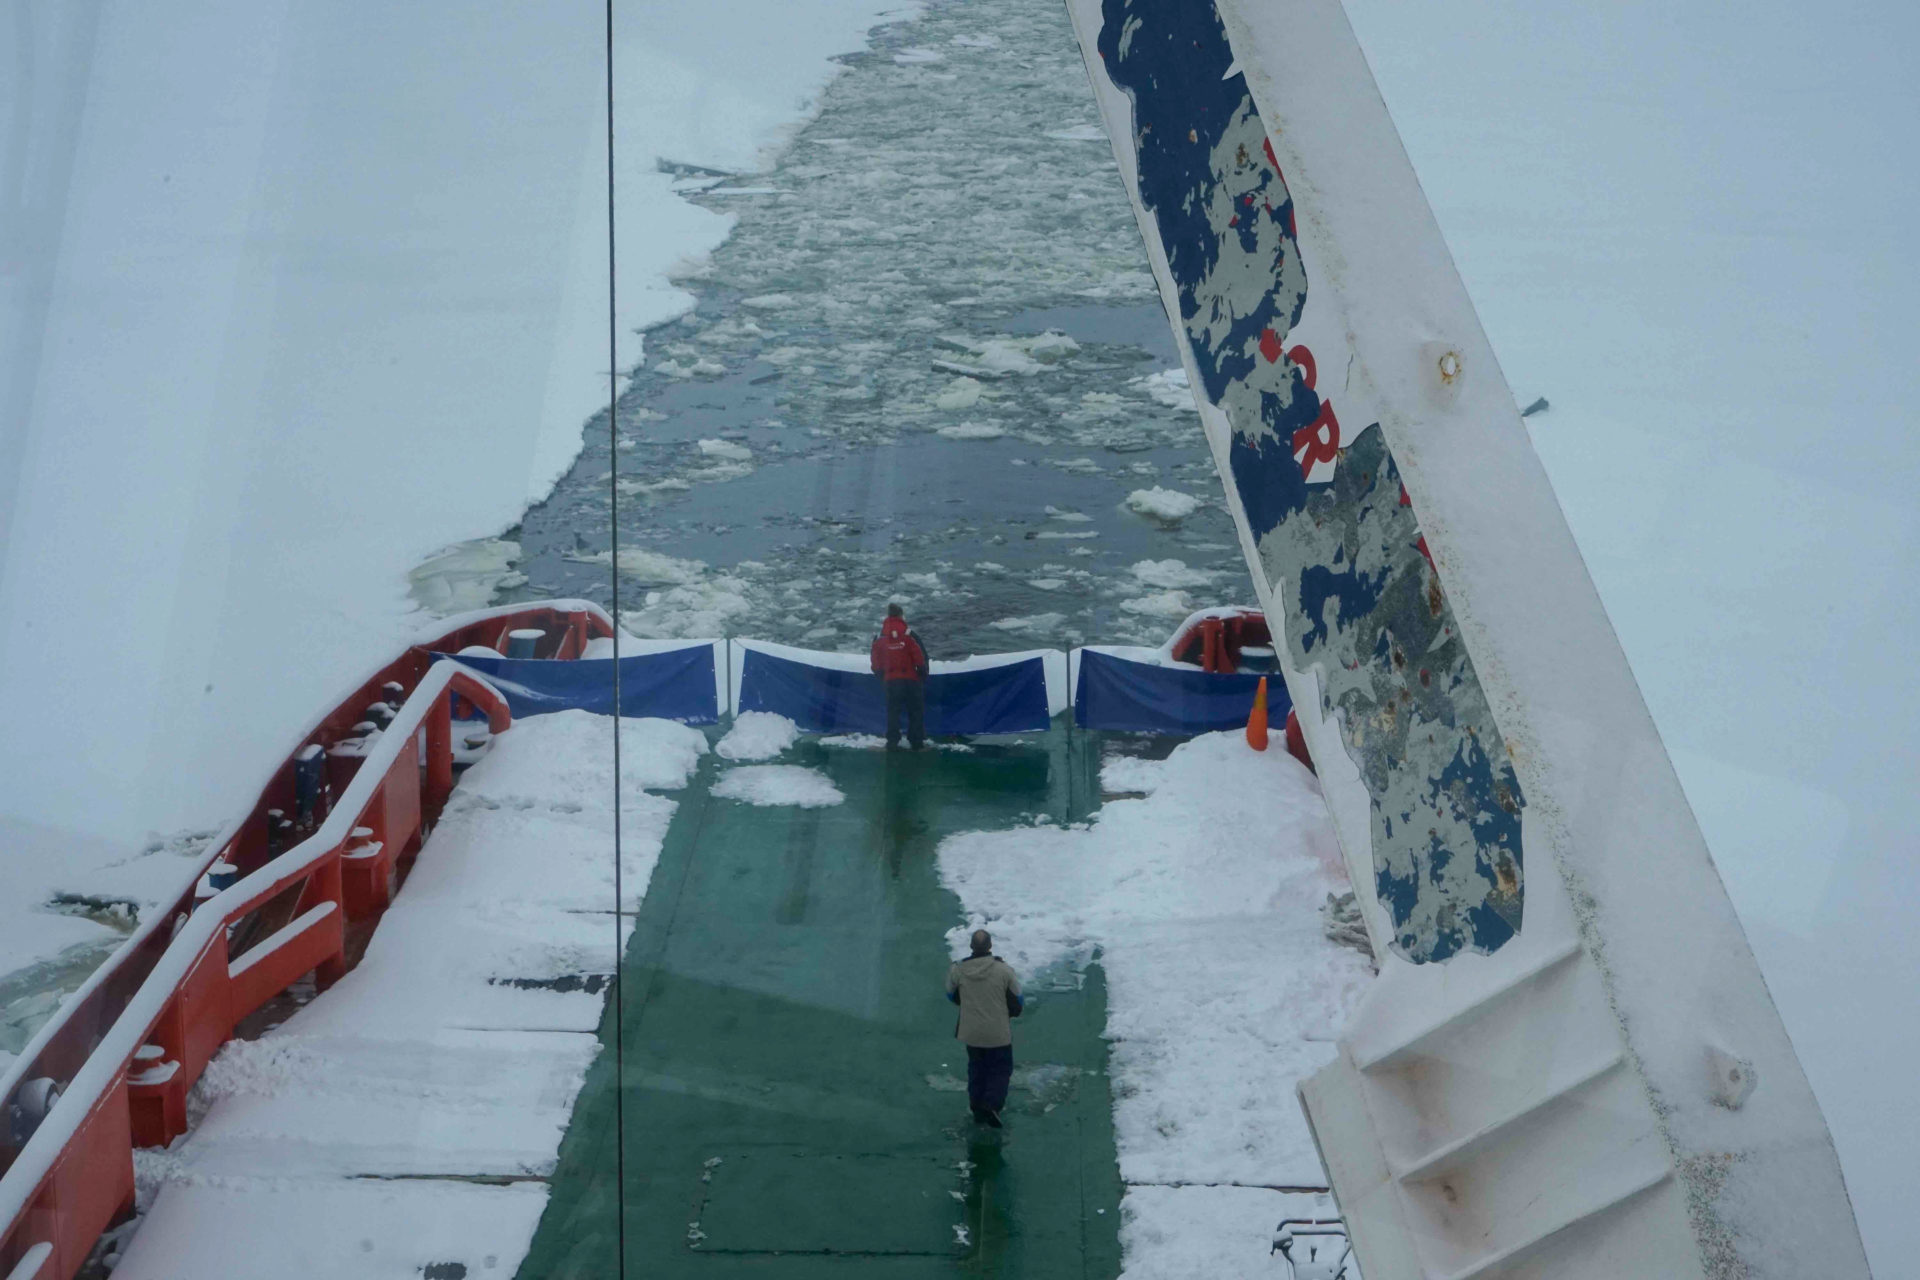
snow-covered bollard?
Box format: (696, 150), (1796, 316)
(129, 1043), (180, 1087)
(506, 627), (545, 659)
(294, 741), (330, 829)
(8, 1076), (63, 1147)
(128, 1042), (188, 1146)
(1238, 644), (1277, 674)
(264, 808), (294, 855)
(455, 726), (494, 766)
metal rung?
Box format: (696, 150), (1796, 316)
(228, 902), (338, 979)
(1438, 1166), (1670, 1280)
(1357, 940), (1582, 1072)
(1391, 1053), (1625, 1182)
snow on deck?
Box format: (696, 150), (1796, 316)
(937, 731), (1372, 1276)
(112, 712), (707, 1280)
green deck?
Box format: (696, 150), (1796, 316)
(519, 730), (1122, 1278)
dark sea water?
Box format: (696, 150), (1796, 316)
(504, 0), (1249, 660)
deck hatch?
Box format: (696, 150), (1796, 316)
(691, 1150), (963, 1255)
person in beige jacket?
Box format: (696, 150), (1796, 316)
(945, 929), (1023, 1127)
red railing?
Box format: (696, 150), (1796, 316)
(216, 602), (609, 886)
(0, 602), (609, 1280)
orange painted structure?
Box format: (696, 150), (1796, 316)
(1167, 608), (1273, 674)
(0, 604), (609, 1280)
(1169, 610), (1314, 773)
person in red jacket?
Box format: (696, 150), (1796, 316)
(870, 603), (930, 749)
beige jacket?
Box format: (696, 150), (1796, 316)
(946, 954), (1023, 1048)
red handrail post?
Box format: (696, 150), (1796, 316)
(313, 857), (348, 991)
(0, 623), (544, 1279)
(1200, 616), (1225, 673)
(340, 827), (393, 921)
(425, 689), (453, 813)
(127, 998), (189, 1149)
(51, 1079), (134, 1276)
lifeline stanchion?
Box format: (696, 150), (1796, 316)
(603, 0), (628, 1273)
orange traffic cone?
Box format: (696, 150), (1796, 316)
(1246, 676), (1270, 751)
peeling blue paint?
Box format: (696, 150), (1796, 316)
(1298, 560), (1389, 656)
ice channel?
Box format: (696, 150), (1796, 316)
(499, 0), (1246, 655)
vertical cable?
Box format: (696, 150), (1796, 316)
(604, 0), (627, 1274)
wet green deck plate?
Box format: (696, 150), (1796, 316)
(518, 730), (1121, 1278)
(694, 1150), (960, 1255)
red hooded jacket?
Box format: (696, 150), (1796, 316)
(870, 616), (929, 682)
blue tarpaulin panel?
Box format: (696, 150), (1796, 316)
(737, 647), (1052, 735)
(436, 647), (718, 723)
(1073, 648), (1285, 733)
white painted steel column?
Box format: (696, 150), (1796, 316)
(1062, 1), (1868, 1275)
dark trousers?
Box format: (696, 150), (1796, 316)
(885, 679), (926, 749)
(966, 1044), (1013, 1113)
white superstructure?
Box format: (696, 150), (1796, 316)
(1063, 1), (1870, 1275)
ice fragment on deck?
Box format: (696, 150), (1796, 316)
(716, 712), (801, 763)
(712, 765), (845, 808)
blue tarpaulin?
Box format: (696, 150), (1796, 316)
(1072, 648), (1284, 733)
(436, 646), (719, 723)
(737, 646), (1052, 735)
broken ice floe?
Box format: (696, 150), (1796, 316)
(929, 332), (1078, 379)
(697, 438), (753, 463)
(1134, 367), (1198, 412)
(937, 422), (1006, 440)
(1127, 559), (1216, 590)
(1119, 590), (1193, 619)
(1124, 487), (1202, 524)
(990, 613), (1067, 633)
(407, 538), (527, 615)
(652, 357), (726, 378)
(567, 547), (706, 585)
(933, 376), (986, 410)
